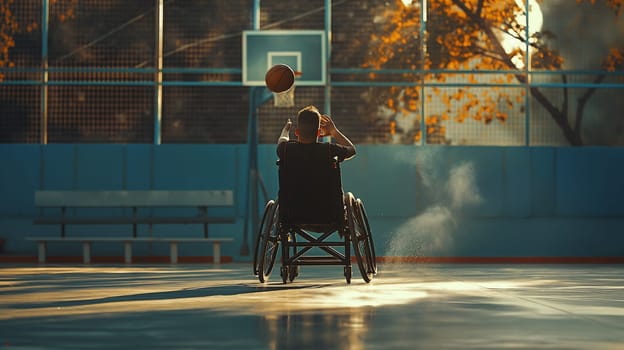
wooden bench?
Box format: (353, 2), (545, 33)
(28, 190), (236, 264)
(25, 237), (233, 264)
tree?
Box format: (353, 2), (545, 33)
(0, 0), (76, 80)
(0, 0), (251, 143)
(363, 0), (624, 145)
(0, 0), (19, 81)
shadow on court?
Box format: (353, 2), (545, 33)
(1, 264), (624, 350)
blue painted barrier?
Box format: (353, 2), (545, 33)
(0, 144), (622, 261)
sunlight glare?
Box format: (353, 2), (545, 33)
(501, 0), (543, 69)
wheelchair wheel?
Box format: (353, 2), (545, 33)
(280, 266), (289, 284)
(280, 232), (299, 283)
(288, 265), (299, 282)
(346, 193), (374, 283)
(286, 232), (299, 282)
(344, 266), (352, 284)
(253, 200), (275, 276)
(258, 201), (280, 283)
(355, 198), (377, 275)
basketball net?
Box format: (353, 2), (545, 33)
(272, 71), (300, 108)
(273, 85), (295, 107)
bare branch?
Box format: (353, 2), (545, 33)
(476, 0), (484, 17)
(574, 73), (607, 141)
(562, 74), (568, 118)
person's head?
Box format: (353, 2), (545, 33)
(296, 105), (321, 142)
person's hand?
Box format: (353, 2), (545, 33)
(278, 119), (292, 143)
(282, 118), (292, 132)
(320, 114), (337, 137)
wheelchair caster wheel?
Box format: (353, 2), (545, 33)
(280, 266), (289, 284)
(344, 266), (352, 284)
(288, 265), (299, 282)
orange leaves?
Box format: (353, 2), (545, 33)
(1, 0), (78, 82)
(387, 98), (395, 110)
(390, 120), (397, 135)
(52, 0), (77, 22)
(364, 0), (422, 70)
(0, 0), (18, 34)
(414, 130), (422, 143)
(453, 89), (465, 101)
(531, 47), (564, 70)
(441, 91), (451, 107)
(426, 115), (438, 125)
(603, 48), (624, 71)
(26, 22), (38, 32)
(0, 0), (18, 75)
(363, 0), (621, 144)
(425, 115), (441, 136)
(427, 85), (518, 132)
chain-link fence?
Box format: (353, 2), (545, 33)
(1, 0), (623, 145)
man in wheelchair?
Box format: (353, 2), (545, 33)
(253, 106), (376, 284)
(277, 105), (356, 226)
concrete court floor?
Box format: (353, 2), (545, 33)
(0, 263), (623, 350)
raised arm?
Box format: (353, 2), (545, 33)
(277, 119), (292, 144)
(320, 114), (356, 158)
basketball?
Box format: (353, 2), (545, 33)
(265, 64), (295, 93)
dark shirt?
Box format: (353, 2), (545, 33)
(277, 141), (355, 225)
(277, 141), (355, 162)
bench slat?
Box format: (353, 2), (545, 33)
(26, 237), (234, 242)
(26, 237), (232, 264)
(33, 216), (236, 225)
(30, 190), (237, 263)
(35, 190), (234, 207)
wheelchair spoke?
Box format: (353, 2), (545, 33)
(256, 194), (375, 284)
(258, 201), (280, 283)
(347, 194), (373, 283)
(356, 199), (377, 275)
(253, 201), (274, 276)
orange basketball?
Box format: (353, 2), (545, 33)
(265, 64), (295, 93)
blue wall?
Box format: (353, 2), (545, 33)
(1, 144), (623, 260)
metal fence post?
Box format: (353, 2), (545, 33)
(40, 0), (49, 144)
(420, 0), (427, 146)
(324, 0), (332, 116)
(524, 0), (531, 146)
(154, 0), (164, 145)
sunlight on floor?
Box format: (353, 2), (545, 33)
(1, 264), (623, 350)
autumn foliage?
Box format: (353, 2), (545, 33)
(365, 0), (624, 145)
(1, 0), (623, 145)
(0, 0), (75, 80)
(0, 0), (18, 80)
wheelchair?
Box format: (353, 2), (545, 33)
(253, 146), (377, 284)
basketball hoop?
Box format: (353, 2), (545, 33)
(273, 85), (295, 107)
(272, 70), (301, 107)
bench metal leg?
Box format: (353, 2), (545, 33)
(37, 242), (46, 264)
(170, 242), (178, 264)
(82, 242), (91, 264)
(124, 242), (132, 264)
(213, 242), (221, 264)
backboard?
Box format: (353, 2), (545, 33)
(242, 30), (326, 86)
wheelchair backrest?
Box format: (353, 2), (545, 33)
(278, 142), (344, 225)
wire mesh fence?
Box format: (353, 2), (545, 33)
(0, 0), (622, 146)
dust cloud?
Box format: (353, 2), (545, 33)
(386, 149), (482, 257)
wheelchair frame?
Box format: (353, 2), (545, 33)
(253, 192), (376, 284)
